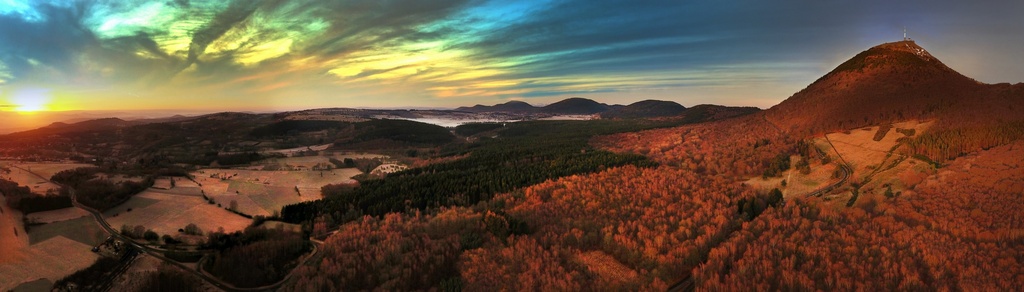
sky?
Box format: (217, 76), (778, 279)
(0, 0), (1022, 114)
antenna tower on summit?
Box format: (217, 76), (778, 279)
(903, 27), (910, 41)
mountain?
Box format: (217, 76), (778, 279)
(765, 40), (1024, 134)
(677, 104), (761, 123)
(539, 97), (611, 114)
(128, 114), (196, 124)
(10, 118), (132, 137)
(600, 100), (687, 119)
(456, 101), (537, 112)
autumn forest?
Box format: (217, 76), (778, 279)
(1, 35), (1022, 291)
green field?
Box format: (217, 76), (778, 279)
(103, 196), (160, 217)
(12, 278), (51, 292)
(28, 216), (106, 246)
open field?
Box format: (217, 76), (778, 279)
(28, 216), (107, 246)
(0, 196), (29, 264)
(26, 207), (89, 224)
(194, 168), (361, 190)
(0, 164), (59, 195)
(827, 127), (899, 181)
(263, 143), (333, 156)
(11, 162), (93, 181)
(11, 278), (51, 292)
(744, 155), (836, 197)
(95, 173), (146, 184)
(173, 177), (201, 188)
(260, 156), (333, 170)
(104, 190), (251, 236)
(743, 120), (936, 204)
(193, 168), (361, 216)
(825, 120), (932, 182)
(0, 216), (103, 291)
(208, 190), (269, 216)
(150, 177), (203, 195)
(371, 163), (408, 175)
(258, 152), (389, 170)
(813, 120), (936, 204)
(0, 161), (93, 195)
(0, 236), (100, 291)
(258, 220), (302, 233)
(152, 177), (173, 189)
(853, 156), (934, 198)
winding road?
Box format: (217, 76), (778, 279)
(806, 137), (852, 198)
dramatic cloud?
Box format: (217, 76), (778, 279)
(0, 0), (1021, 111)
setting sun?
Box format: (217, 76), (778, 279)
(15, 101), (46, 112)
(0, 1), (1023, 291)
(10, 88), (50, 112)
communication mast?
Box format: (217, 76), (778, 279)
(903, 27), (910, 41)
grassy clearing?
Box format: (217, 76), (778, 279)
(201, 169), (361, 189)
(25, 207), (89, 224)
(816, 120), (936, 205)
(827, 127), (897, 181)
(0, 166), (58, 195)
(371, 163), (408, 175)
(147, 186), (204, 197)
(744, 121), (934, 202)
(193, 168), (360, 215)
(174, 178), (201, 188)
(0, 236), (99, 291)
(259, 154), (387, 170)
(15, 163), (93, 180)
(261, 143), (333, 156)
(0, 162), (92, 195)
(258, 220), (302, 233)
(28, 216), (106, 246)
(209, 192), (268, 216)
(104, 190), (251, 236)
(95, 173), (145, 184)
(152, 177), (173, 189)
(744, 155), (834, 197)
(104, 195), (160, 216)
(247, 186), (297, 214)
(854, 157), (932, 201)
(11, 278), (51, 292)
(0, 196), (29, 264)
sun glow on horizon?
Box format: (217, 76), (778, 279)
(8, 88), (51, 112)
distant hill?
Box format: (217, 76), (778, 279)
(456, 98), (614, 115)
(9, 118), (132, 137)
(249, 120), (348, 138)
(130, 114), (195, 124)
(766, 40), (1024, 134)
(539, 97), (611, 114)
(456, 101), (536, 112)
(678, 104), (761, 123)
(454, 98), (758, 121)
(601, 100), (686, 119)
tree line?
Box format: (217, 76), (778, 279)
(203, 226), (311, 288)
(51, 167), (155, 211)
(281, 120), (677, 228)
(0, 178), (72, 214)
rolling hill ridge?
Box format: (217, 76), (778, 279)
(455, 101), (537, 113)
(600, 100), (687, 119)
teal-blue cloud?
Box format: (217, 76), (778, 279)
(0, 0), (1021, 111)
